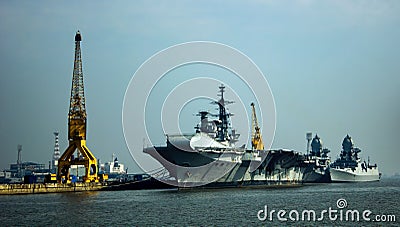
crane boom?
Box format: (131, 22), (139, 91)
(251, 102), (264, 150)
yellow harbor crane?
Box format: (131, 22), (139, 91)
(57, 31), (98, 183)
(251, 102), (264, 150)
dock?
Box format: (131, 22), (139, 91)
(0, 182), (105, 195)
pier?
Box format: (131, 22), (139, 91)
(0, 182), (105, 195)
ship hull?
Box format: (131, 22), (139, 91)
(302, 167), (331, 183)
(182, 180), (303, 189)
(145, 145), (306, 188)
(330, 167), (380, 182)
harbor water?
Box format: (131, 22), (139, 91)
(0, 179), (398, 226)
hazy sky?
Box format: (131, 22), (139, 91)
(0, 1), (399, 175)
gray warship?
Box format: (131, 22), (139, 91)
(330, 135), (380, 182)
(302, 134), (331, 183)
(144, 85), (307, 188)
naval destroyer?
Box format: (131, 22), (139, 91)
(330, 135), (380, 182)
(302, 134), (331, 183)
(144, 85), (306, 188)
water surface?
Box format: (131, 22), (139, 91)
(0, 179), (398, 226)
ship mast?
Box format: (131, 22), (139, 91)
(212, 84), (234, 142)
(57, 31), (98, 183)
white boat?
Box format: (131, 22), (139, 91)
(330, 162), (380, 182)
(330, 135), (380, 182)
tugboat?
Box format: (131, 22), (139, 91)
(330, 135), (380, 182)
(302, 134), (331, 183)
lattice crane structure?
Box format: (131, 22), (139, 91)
(58, 31), (98, 183)
(251, 102), (264, 150)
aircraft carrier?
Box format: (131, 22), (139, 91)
(144, 84), (307, 188)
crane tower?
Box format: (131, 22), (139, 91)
(58, 31), (98, 183)
(51, 131), (60, 172)
(251, 102), (264, 150)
